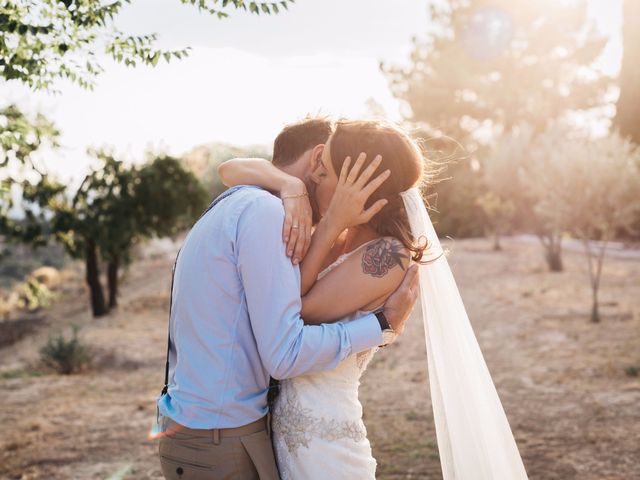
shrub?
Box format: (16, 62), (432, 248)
(624, 366), (639, 377)
(39, 324), (90, 374)
(19, 278), (56, 311)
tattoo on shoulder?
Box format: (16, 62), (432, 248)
(361, 239), (408, 278)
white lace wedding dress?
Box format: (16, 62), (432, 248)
(272, 244), (383, 480)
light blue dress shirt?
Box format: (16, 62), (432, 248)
(157, 185), (383, 429)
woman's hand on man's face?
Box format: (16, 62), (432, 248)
(324, 152), (390, 232)
(280, 178), (313, 265)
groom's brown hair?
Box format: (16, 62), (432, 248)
(272, 117), (334, 167)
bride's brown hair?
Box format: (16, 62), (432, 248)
(328, 120), (430, 262)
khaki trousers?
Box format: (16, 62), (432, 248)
(158, 415), (280, 480)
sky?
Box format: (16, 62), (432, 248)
(0, 0), (623, 183)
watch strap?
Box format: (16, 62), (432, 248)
(374, 308), (391, 332)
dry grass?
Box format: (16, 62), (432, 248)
(0, 237), (638, 479)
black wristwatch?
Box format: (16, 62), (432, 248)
(374, 308), (390, 331)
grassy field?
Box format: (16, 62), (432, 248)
(0, 237), (638, 479)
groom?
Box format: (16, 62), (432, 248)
(156, 118), (420, 480)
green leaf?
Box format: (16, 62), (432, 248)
(0, 0), (291, 93)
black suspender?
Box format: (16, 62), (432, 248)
(160, 255), (179, 396)
(160, 187), (241, 397)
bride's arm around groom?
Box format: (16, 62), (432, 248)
(238, 188), (416, 378)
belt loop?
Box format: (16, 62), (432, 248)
(213, 428), (220, 445)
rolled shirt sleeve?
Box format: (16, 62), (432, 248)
(236, 194), (383, 380)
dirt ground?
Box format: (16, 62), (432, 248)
(1, 236), (638, 480)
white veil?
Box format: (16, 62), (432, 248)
(400, 187), (529, 479)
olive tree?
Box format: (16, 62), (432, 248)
(484, 124), (565, 270)
(9, 150), (208, 316)
(2, 0), (295, 237)
(383, 0), (610, 239)
(1, 0), (289, 308)
(1, 0), (295, 91)
(521, 128), (640, 321)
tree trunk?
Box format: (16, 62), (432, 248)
(545, 249), (563, 272)
(543, 234), (563, 271)
(85, 238), (108, 317)
(107, 255), (119, 309)
(492, 230), (502, 251)
(582, 233), (608, 323)
(614, 0), (640, 144)
(591, 296), (600, 323)
(536, 231), (564, 272)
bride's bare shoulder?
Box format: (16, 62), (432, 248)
(301, 236), (410, 324)
(360, 236), (412, 276)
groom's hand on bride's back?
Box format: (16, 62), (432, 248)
(383, 264), (420, 335)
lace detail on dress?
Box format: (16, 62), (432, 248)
(271, 239), (384, 479)
(356, 348), (378, 370)
(272, 382), (367, 457)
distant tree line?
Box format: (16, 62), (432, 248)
(383, 0), (640, 322)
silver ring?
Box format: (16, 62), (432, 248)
(291, 225), (300, 229)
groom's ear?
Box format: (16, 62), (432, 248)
(309, 144), (325, 170)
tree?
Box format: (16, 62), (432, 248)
(8, 150), (208, 316)
(1, 0), (290, 309)
(476, 132), (522, 251)
(1, 0), (295, 233)
(385, 0), (609, 139)
(484, 124), (564, 270)
(426, 152), (485, 238)
(0, 105), (55, 260)
(0, 105), (60, 227)
(103, 153), (209, 308)
(383, 0), (611, 240)
(399, 128), (483, 238)
(0, 0), (295, 91)
(614, 0), (640, 145)
(13, 152), (134, 316)
(475, 191), (515, 251)
(71, 151), (138, 313)
(613, 0), (640, 240)
(519, 127), (640, 321)
(0, 104), (60, 170)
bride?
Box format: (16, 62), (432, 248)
(220, 119), (425, 478)
(219, 119), (529, 479)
